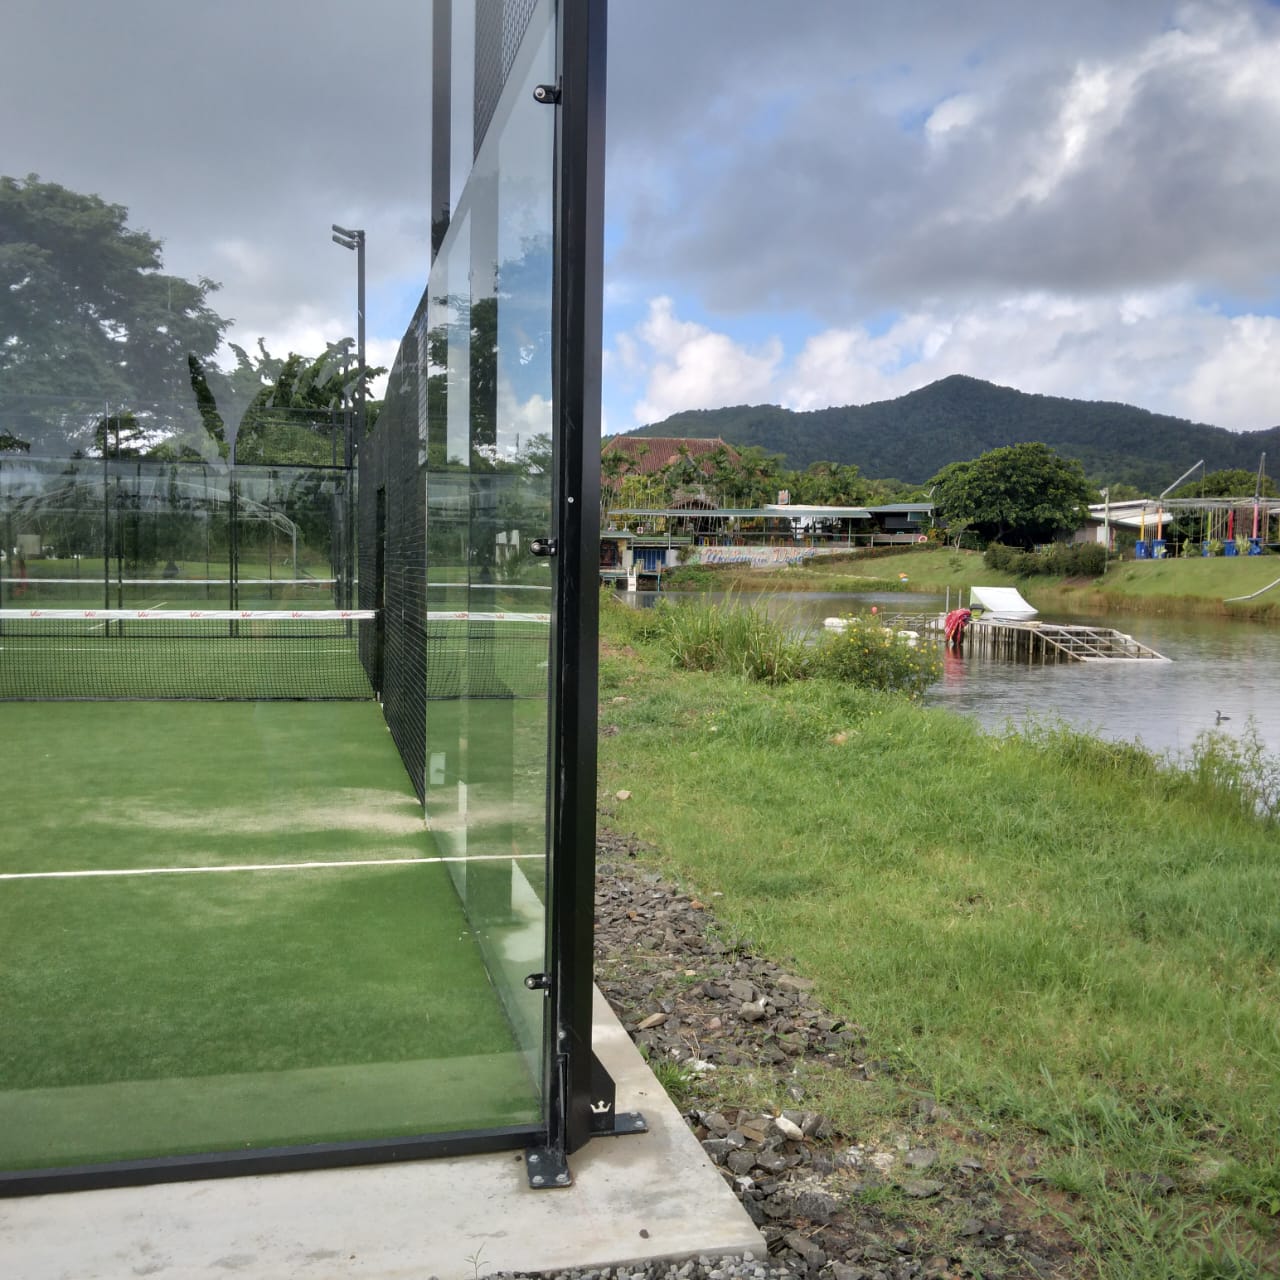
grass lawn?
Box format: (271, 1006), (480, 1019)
(597, 598), (1280, 1277)
(0, 702), (540, 1170)
(692, 546), (1280, 620)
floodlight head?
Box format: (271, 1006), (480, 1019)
(331, 223), (358, 238)
(332, 233), (356, 250)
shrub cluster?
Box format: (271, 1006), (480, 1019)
(807, 615), (941, 697)
(984, 541), (1108, 578)
(623, 594), (941, 697)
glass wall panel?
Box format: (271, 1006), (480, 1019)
(0, 0), (552, 1183)
(424, 1), (557, 1091)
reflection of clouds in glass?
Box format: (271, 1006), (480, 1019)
(497, 233), (553, 407)
(497, 176), (553, 264)
(495, 376), (551, 460)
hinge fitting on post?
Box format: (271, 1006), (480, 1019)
(529, 538), (557, 557)
(533, 82), (561, 105)
(524, 972), (551, 992)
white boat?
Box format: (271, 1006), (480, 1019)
(968, 586), (1038, 621)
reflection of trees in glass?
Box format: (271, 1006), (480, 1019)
(0, 176), (377, 468)
(2, 460), (103, 559)
(0, 174), (227, 452)
(224, 341), (384, 466)
(403, 234), (553, 582)
(421, 235), (552, 473)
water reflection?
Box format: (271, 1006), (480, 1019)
(627, 589), (1280, 758)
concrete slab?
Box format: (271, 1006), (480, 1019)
(0, 990), (765, 1280)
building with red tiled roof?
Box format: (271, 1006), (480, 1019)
(600, 436), (738, 477)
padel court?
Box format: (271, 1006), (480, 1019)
(0, 0), (622, 1197)
(0, 698), (542, 1170)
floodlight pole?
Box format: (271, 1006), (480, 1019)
(331, 225), (366, 455)
(332, 225), (365, 611)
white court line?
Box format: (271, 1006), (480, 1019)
(0, 853), (543, 882)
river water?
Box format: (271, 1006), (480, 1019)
(629, 590), (1280, 759)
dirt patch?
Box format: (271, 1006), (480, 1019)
(102, 789), (425, 839)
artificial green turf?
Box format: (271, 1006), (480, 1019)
(0, 702), (542, 1169)
(3, 702), (421, 873)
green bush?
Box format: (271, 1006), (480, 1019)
(984, 541), (1107, 578)
(1176, 720), (1280, 823)
(984, 543), (1033, 574)
(807, 615), (941, 697)
(1074, 542), (1108, 576)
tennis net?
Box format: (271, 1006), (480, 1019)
(0, 609), (376, 701)
(0, 576), (343, 610)
(424, 611), (551, 700)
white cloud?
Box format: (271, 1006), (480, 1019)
(628, 298), (782, 426)
(924, 94), (980, 145)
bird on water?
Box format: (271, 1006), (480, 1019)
(1216, 710), (1230, 724)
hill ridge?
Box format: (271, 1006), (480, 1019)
(618, 376), (1280, 491)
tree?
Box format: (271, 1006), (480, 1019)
(227, 341), (383, 466)
(0, 174), (229, 452)
(788, 460), (869, 506)
(1170, 468), (1278, 500)
(929, 442), (1092, 549)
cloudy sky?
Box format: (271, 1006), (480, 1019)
(5, 0), (1280, 436)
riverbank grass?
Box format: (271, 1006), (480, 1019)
(708, 545), (1280, 619)
(598, 597), (1280, 1277)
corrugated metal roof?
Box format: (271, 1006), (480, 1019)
(763, 504), (872, 518)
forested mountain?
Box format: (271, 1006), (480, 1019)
(621, 376), (1280, 492)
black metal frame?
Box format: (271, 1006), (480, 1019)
(542, 0), (610, 1161)
(0, 1125), (542, 1198)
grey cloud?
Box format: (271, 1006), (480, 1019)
(2, 0), (432, 349)
(606, 1), (1280, 314)
(859, 37), (1280, 300)
(6, 0), (1276, 363)
(606, 0), (1174, 153)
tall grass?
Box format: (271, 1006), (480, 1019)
(630, 593), (939, 695)
(597, 595), (1280, 1275)
(651, 594), (809, 684)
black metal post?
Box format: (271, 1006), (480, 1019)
(430, 0), (452, 261)
(331, 225), (367, 442)
(546, 0), (607, 1158)
(356, 234), (366, 441)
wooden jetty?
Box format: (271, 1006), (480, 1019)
(890, 614), (1169, 664)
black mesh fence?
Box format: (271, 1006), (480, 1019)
(424, 613), (550, 699)
(358, 330), (427, 800)
(0, 397), (361, 700)
(473, 0), (541, 159)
